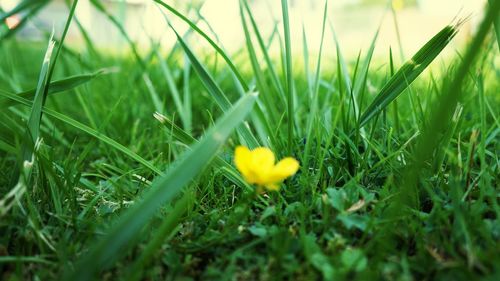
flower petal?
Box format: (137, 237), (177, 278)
(249, 147), (276, 184)
(234, 146), (252, 180)
(265, 183), (280, 191)
(268, 157), (299, 182)
(250, 147), (275, 170)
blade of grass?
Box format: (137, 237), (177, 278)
(330, 21), (358, 174)
(241, 0), (285, 101)
(0, 256), (55, 265)
(153, 0), (248, 91)
(353, 27), (379, 120)
(89, 0), (167, 114)
(183, 53), (192, 133)
(64, 92), (258, 281)
(329, 21), (352, 123)
(239, 2), (279, 132)
(389, 47), (400, 132)
(19, 35), (55, 163)
(0, 70), (110, 108)
(281, 0), (294, 154)
(359, 23), (461, 127)
(17, 0), (78, 179)
(142, 73), (164, 113)
(172, 27), (260, 148)
(302, 0), (328, 173)
(302, 25), (312, 97)
(154, 48), (189, 131)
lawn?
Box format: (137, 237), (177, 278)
(0, 0), (499, 280)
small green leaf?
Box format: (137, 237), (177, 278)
(341, 248), (367, 272)
(337, 214), (368, 231)
(248, 224), (268, 238)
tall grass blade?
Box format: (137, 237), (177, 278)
(281, 0), (294, 153)
(303, 0), (328, 169)
(153, 0), (249, 91)
(183, 53), (192, 133)
(239, 2), (279, 129)
(329, 22), (353, 118)
(240, 0), (285, 101)
(19, 36), (55, 163)
(172, 28), (260, 148)
(359, 23), (461, 127)
(353, 28), (379, 119)
(19, 0), (78, 166)
(155, 49), (190, 130)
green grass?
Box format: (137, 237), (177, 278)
(1, 0), (499, 280)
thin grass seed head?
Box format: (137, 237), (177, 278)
(234, 146), (299, 192)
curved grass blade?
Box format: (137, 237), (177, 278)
(173, 28), (231, 111)
(359, 23), (461, 127)
(153, 0), (249, 91)
(0, 70), (110, 108)
(172, 28), (260, 148)
(0, 90), (162, 175)
(64, 92), (258, 281)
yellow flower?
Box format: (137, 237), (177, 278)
(234, 146), (299, 191)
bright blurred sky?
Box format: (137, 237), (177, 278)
(2, 0), (489, 60)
